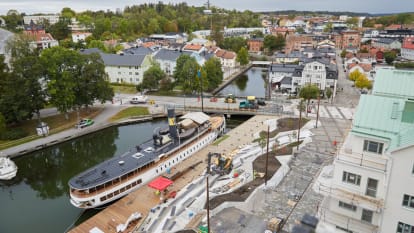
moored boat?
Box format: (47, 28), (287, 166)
(0, 156), (18, 180)
(68, 108), (225, 209)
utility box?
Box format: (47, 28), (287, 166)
(267, 217), (282, 232)
(36, 122), (49, 137)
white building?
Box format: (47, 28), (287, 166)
(23, 15), (60, 25)
(401, 37), (414, 61)
(71, 32), (92, 43)
(291, 57), (338, 94)
(314, 69), (414, 233)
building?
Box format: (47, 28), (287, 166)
(401, 37), (414, 61)
(273, 51), (304, 64)
(291, 57), (338, 94)
(23, 14), (60, 25)
(81, 48), (152, 85)
(372, 38), (402, 51)
(23, 21), (58, 50)
(247, 38), (264, 53)
(285, 34), (315, 54)
(334, 31), (361, 52)
(268, 63), (297, 90)
(215, 49), (237, 69)
(71, 32), (92, 43)
(314, 69), (414, 233)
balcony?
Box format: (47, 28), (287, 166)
(318, 198), (379, 233)
(336, 146), (388, 172)
(313, 166), (384, 210)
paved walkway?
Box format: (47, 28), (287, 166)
(208, 116), (351, 233)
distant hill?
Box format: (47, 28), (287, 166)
(258, 10), (414, 17)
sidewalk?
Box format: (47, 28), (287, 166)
(0, 102), (163, 158)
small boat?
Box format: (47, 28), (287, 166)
(0, 157), (18, 180)
(68, 108), (226, 208)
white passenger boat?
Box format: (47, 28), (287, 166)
(68, 108), (225, 208)
(0, 157), (18, 180)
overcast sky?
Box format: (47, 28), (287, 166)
(1, 0), (413, 15)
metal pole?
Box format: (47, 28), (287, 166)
(206, 175), (210, 233)
(315, 96), (320, 128)
(265, 125), (270, 186)
(297, 100), (302, 150)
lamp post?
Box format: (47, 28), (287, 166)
(198, 69), (204, 112)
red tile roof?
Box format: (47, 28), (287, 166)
(402, 37), (414, 50)
(183, 44), (203, 51)
(215, 49), (236, 59)
(348, 63), (372, 72)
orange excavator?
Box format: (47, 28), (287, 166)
(207, 152), (233, 176)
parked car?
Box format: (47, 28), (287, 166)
(75, 118), (94, 129)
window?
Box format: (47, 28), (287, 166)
(338, 201), (357, 211)
(342, 171), (361, 185)
(366, 178), (378, 197)
(402, 194), (414, 209)
(363, 140), (384, 154)
(397, 222), (414, 233)
(361, 209), (373, 223)
(412, 163), (414, 175)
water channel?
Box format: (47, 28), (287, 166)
(219, 67), (268, 98)
(0, 116), (250, 233)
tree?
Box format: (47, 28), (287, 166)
(203, 57), (223, 91)
(326, 87), (333, 103)
(173, 54), (193, 85)
(384, 51), (397, 65)
(48, 18), (71, 41)
(346, 17), (359, 28)
(41, 47), (113, 118)
(4, 10), (22, 31)
(141, 64), (166, 90)
(236, 47), (249, 66)
(263, 34), (285, 55)
(221, 37), (247, 52)
(340, 49), (347, 58)
(349, 69), (364, 83)
(159, 77), (174, 91)
(323, 22), (333, 33)
(250, 29), (264, 38)
(296, 27), (305, 34)
(355, 75), (372, 90)
(299, 84), (319, 116)
(3, 35), (46, 124)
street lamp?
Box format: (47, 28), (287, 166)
(198, 69), (204, 112)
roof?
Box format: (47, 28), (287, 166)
(100, 53), (146, 67)
(180, 112), (210, 125)
(183, 44), (203, 51)
(153, 48), (193, 61)
(348, 63), (372, 72)
(375, 38), (400, 45)
(123, 46), (153, 55)
(352, 94), (414, 151)
(215, 49), (236, 59)
(402, 37), (414, 49)
(372, 69), (414, 99)
(148, 177), (173, 191)
(269, 64), (297, 73)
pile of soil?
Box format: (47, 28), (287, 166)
(208, 117), (299, 210)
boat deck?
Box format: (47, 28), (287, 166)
(68, 115), (273, 233)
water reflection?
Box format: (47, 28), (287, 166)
(219, 67), (268, 98)
(0, 120), (165, 233)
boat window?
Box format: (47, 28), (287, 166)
(121, 187), (125, 192)
(108, 193), (113, 198)
(137, 179), (142, 184)
(115, 190), (120, 195)
(156, 169), (158, 173)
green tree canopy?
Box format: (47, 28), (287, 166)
(220, 37), (247, 52)
(203, 57), (223, 91)
(237, 47), (249, 66)
(299, 84), (319, 115)
(141, 64), (167, 90)
(384, 51), (397, 65)
(263, 34), (285, 55)
(355, 75), (372, 90)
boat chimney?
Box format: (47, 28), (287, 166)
(167, 108), (178, 139)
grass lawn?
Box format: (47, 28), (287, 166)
(213, 135), (230, 146)
(111, 84), (138, 94)
(109, 107), (150, 122)
(0, 107), (102, 150)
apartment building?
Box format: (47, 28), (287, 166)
(314, 69), (414, 233)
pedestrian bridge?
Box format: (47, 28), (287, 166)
(252, 61), (272, 66)
(172, 104), (292, 116)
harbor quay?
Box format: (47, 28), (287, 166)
(68, 114), (276, 233)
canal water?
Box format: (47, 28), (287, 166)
(219, 67), (268, 98)
(0, 116), (250, 233)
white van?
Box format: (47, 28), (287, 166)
(130, 95), (148, 104)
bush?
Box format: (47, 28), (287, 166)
(0, 128), (29, 140)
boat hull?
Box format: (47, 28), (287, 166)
(69, 115), (225, 209)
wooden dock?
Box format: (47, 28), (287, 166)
(68, 115), (274, 233)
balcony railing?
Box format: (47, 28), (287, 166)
(336, 147), (388, 172)
(318, 198), (379, 233)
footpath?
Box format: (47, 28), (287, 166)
(0, 102), (163, 158)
